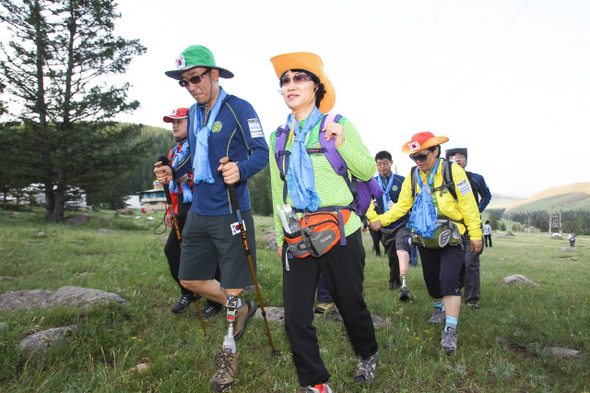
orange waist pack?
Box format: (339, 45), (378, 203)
(285, 209), (351, 259)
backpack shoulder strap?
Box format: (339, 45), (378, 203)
(274, 125), (290, 181)
(273, 125), (292, 204)
(441, 159), (457, 201)
(318, 114), (347, 176)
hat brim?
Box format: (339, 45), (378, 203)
(401, 136), (449, 154)
(163, 115), (187, 123)
(165, 65), (234, 80)
(270, 52), (335, 113)
(445, 148), (467, 160)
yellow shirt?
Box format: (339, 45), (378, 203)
(368, 159), (482, 241)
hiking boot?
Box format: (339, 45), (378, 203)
(399, 287), (410, 302)
(428, 307), (445, 324)
(466, 300), (480, 310)
(296, 383), (333, 393)
(314, 302), (335, 314)
(209, 348), (239, 392)
(353, 351), (378, 385)
(440, 328), (458, 355)
(171, 293), (194, 313)
(200, 300), (223, 319)
(234, 299), (257, 341)
(324, 307), (343, 323)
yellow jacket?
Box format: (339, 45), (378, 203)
(368, 159), (482, 241)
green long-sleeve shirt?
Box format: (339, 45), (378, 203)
(269, 115), (376, 245)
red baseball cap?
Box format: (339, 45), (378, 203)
(163, 108), (189, 123)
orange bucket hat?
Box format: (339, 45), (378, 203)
(270, 52), (335, 113)
(401, 132), (449, 154)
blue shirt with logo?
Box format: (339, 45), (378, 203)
(175, 93), (269, 216)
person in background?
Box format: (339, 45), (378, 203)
(568, 230), (576, 247)
(161, 108), (197, 314)
(366, 150), (412, 301)
(446, 148), (491, 310)
(482, 220), (493, 247)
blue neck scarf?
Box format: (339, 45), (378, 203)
(285, 107), (323, 211)
(169, 140), (193, 203)
(377, 173), (394, 212)
(408, 158), (441, 238)
(191, 87), (228, 184)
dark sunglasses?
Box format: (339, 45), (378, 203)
(409, 150), (432, 162)
(179, 69), (210, 87)
(280, 73), (312, 87)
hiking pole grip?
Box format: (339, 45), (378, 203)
(154, 160), (173, 205)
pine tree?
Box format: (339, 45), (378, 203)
(0, 0), (148, 222)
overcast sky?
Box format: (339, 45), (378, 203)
(10, 0), (590, 198)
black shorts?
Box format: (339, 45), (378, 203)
(178, 209), (256, 289)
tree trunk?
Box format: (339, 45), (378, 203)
(47, 189), (65, 223)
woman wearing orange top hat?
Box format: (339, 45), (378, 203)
(269, 52), (378, 393)
(369, 131), (483, 356)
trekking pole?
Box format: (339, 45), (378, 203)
(220, 157), (280, 356)
(155, 159), (207, 336)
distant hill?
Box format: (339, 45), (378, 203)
(487, 194), (525, 210)
(505, 182), (590, 213)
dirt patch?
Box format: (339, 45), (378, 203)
(509, 343), (538, 359)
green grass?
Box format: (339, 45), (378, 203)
(0, 209), (589, 392)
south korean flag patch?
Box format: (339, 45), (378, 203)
(176, 54), (185, 69)
(230, 221), (246, 236)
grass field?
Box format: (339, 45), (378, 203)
(0, 208), (588, 392)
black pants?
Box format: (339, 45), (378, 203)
(370, 228), (382, 256)
(419, 244), (464, 299)
(283, 229), (378, 387)
(484, 234), (492, 247)
(164, 203), (193, 296)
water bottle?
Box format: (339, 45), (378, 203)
(284, 205), (301, 236)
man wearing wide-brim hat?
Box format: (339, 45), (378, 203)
(369, 131), (483, 356)
(154, 45), (269, 392)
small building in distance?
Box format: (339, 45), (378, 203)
(138, 182), (167, 212)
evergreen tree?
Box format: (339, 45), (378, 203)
(0, 0), (148, 222)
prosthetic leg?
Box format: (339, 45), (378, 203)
(398, 250), (411, 302)
(222, 295), (238, 354)
(210, 295), (240, 392)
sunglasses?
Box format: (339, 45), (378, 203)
(280, 73), (312, 87)
(178, 69), (210, 87)
(409, 150), (432, 162)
